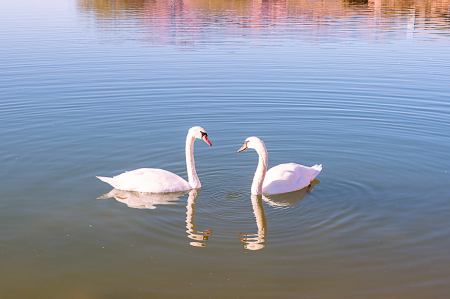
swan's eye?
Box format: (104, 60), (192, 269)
(201, 131), (207, 137)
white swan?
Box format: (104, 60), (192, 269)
(237, 136), (322, 195)
(96, 126), (212, 193)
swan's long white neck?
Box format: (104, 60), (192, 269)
(186, 133), (201, 189)
(251, 140), (268, 195)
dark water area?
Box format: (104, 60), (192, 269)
(1, 0), (450, 298)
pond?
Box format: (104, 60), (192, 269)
(1, 0), (450, 298)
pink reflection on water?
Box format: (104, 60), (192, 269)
(77, 0), (450, 45)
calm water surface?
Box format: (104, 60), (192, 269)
(1, 0), (450, 298)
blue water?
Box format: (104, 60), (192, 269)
(1, 0), (450, 298)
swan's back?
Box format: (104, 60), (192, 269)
(262, 163), (322, 195)
(97, 168), (191, 193)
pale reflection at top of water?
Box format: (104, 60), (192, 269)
(99, 185), (321, 251)
(77, 0), (450, 45)
(100, 188), (212, 247)
(98, 188), (187, 209)
(262, 179), (319, 209)
(238, 182), (319, 250)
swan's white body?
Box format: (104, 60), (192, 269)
(238, 136), (322, 195)
(96, 126), (212, 193)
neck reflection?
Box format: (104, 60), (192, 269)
(98, 188), (211, 247)
(240, 195), (267, 251)
(186, 189), (211, 247)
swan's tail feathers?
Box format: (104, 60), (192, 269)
(96, 176), (116, 187)
(311, 164), (322, 179)
(311, 164), (322, 171)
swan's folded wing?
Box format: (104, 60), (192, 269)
(262, 163), (319, 194)
(100, 168), (191, 193)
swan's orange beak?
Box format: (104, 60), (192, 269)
(202, 135), (212, 146)
(237, 143), (247, 153)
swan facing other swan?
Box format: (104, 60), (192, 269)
(96, 126), (212, 193)
(238, 137), (322, 195)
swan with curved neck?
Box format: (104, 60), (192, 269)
(238, 136), (321, 195)
(97, 126), (212, 193)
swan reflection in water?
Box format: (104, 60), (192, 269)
(98, 189), (211, 247)
(239, 180), (320, 250)
(239, 195), (267, 251)
(185, 189), (211, 247)
(262, 179), (320, 209)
